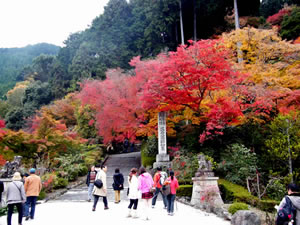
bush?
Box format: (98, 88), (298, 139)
(78, 164), (88, 176)
(67, 167), (79, 181)
(53, 177), (69, 189)
(257, 200), (279, 212)
(228, 202), (249, 215)
(141, 141), (156, 167)
(218, 144), (257, 186)
(38, 189), (47, 200)
(178, 179), (193, 185)
(218, 179), (259, 206)
(176, 185), (193, 198)
(266, 179), (286, 201)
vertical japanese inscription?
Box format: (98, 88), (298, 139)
(158, 112), (167, 155)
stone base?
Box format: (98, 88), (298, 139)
(191, 176), (224, 209)
(153, 154), (171, 169)
(156, 153), (170, 162)
(153, 161), (172, 169)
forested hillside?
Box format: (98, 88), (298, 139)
(0, 43), (60, 98)
(0, 0), (299, 206)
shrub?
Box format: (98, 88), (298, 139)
(171, 149), (198, 181)
(178, 179), (193, 185)
(228, 202), (249, 215)
(218, 179), (259, 206)
(257, 200), (279, 212)
(67, 167), (79, 181)
(78, 164), (88, 176)
(53, 177), (69, 189)
(141, 141), (156, 167)
(38, 189), (47, 200)
(266, 179), (286, 201)
(176, 185), (193, 197)
(218, 144), (257, 186)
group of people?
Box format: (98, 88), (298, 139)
(3, 168), (42, 225)
(86, 165), (179, 220)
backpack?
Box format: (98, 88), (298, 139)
(94, 179), (103, 189)
(276, 196), (297, 225)
(159, 171), (168, 186)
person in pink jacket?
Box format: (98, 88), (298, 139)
(138, 167), (154, 220)
(164, 171), (179, 216)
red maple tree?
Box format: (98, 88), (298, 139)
(133, 40), (248, 142)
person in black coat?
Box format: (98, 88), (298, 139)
(86, 166), (97, 202)
(112, 168), (124, 203)
(0, 180), (4, 203)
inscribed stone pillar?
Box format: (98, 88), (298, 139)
(153, 112), (171, 169)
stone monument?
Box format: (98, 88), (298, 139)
(0, 156), (23, 178)
(153, 112), (171, 169)
(191, 154), (223, 211)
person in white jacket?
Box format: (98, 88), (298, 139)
(127, 168), (139, 218)
(6, 172), (26, 225)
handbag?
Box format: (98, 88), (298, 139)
(162, 184), (171, 195)
(94, 179), (103, 189)
(150, 187), (156, 193)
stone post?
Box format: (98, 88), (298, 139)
(191, 154), (223, 211)
(153, 112), (171, 169)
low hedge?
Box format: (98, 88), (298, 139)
(218, 179), (279, 212)
(141, 142), (156, 167)
(228, 202), (249, 214)
(178, 179), (193, 185)
(257, 199), (279, 212)
(218, 179), (259, 206)
(176, 185), (193, 197)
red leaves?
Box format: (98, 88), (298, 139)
(0, 120), (5, 129)
(267, 8), (292, 26)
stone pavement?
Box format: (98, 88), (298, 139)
(0, 152), (230, 224)
(57, 152), (141, 202)
(0, 201), (230, 225)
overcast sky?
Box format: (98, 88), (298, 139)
(0, 0), (110, 48)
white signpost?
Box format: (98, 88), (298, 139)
(153, 112), (171, 169)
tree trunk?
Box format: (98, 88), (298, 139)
(179, 0), (184, 45)
(234, 0), (240, 29)
(234, 0), (243, 63)
(193, 0), (197, 41)
(286, 120), (294, 182)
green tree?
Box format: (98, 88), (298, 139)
(5, 107), (26, 130)
(280, 7), (300, 40)
(0, 100), (12, 119)
(219, 143), (258, 186)
(265, 112), (300, 180)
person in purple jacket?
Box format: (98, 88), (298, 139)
(138, 167), (154, 220)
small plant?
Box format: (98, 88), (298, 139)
(200, 185), (219, 211)
(228, 202), (249, 215)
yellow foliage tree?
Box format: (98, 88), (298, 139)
(222, 27), (300, 90)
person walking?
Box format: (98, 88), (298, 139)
(165, 171), (179, 216)
(0, 179), (4, 205)
(92, 165), (108, 211)
(6, 172), (26, 225)
(277, 183), (300, 225)
(127, 168), (139, 218)
(112, 168), (124, 204)
(24, 168), (42, 221)
(138, 167), (154, 220)
(86, 166), (97, 202)
(152, 167), (168, 209)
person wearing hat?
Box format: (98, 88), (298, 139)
(6, 172), (26, 225)
(24, 168), (42, 221)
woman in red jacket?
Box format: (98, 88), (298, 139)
(164, 171), (179, 216)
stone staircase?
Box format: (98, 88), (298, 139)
(54, 152), (141, 202)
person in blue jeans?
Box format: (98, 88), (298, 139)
(86, 166), (97, 202)
(24, 168), (42, 221)
(165, 171), (179, 216)
(152, 167), (168, 209)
